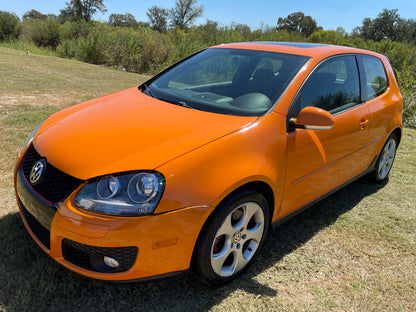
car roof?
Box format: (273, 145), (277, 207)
(212, 42), (380, 58)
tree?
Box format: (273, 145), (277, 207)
(137, 21), (150, 28)
(0, 11), (22, 41)
(372, 9), (405, 41)
(59, 0), (107, 22)
(23, 10), (48, 21)
(197, 20), (220, 44)
(58, 6), (77, 23)
(405, 19), (416, 42)
(169, 0), (204, 30)
(335, 27), (346, 36)
(356, 9), (413, 42)
(108, 13), (139, 28)
(358, 17), (374, 40)
(277, 12), (319, 38)
(231, 23), (251, 38)
(146, 6), (168, 32)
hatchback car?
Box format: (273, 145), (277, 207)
(14, 42), (402, 285)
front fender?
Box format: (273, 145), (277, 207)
(154, 112), (287, 222)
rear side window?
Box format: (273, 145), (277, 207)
(296, 55), (361, 115)
(361, 55), (388, 101)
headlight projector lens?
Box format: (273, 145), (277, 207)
(97, 176), (120, 199)
(128, 173), (159, 203)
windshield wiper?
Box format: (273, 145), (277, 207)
(158, 98), (195, 109)
(141, 86), (195, 110)
(141, 83), (154, 98)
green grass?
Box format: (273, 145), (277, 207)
(1, 47), (415, 312)
(0, 41), (59, 58)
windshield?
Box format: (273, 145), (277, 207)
(142, 48), (310, 116)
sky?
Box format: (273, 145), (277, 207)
(1, 0), (416, 33)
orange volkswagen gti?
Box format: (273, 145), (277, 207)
(14, 42), (402, 285)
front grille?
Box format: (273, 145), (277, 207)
(21, 145), (83, 204)
(62, 239), (138, 273)
(20, 201), (51, 249)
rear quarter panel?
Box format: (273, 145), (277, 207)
(367, 56), (403, 153)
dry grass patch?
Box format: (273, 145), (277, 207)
(0, 47), (147, 107)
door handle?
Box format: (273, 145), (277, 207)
(359, 119), (369, 129)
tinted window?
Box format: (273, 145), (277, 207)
(361, 55), (388, 100)
(145, 48), (310, 116)
(169, 53), (247, 87)
(297, 55), (360, 115)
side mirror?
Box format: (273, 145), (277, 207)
(289, 106), (334, 131)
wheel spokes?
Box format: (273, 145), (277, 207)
(378, 138), (396, 180)
(234, 246), (251, 272)
(216, 214), (236, 237)
(246, 223), (264, 243)
(210, 202), (265, 277)
(211, 244), (234, 275)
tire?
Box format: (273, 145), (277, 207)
(193, 190), (270, 286)
(371, 133), (398, 183)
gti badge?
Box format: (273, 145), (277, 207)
(30, 159), (46, 185)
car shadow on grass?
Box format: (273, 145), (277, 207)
(0, 177), (387, 312)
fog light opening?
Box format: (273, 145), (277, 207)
(90, 254), (121, 272)
(103, 256), (120, 268)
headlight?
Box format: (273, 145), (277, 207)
(75, 172), (165, 216)
(23, 122), (44, 151)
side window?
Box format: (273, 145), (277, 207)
(297, 55), (360, 115)
(361, 55), (388, 101)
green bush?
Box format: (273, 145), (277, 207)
(134, 27), (173, 73)
(59, 20), (90, 41)
(56, 38), (77, 58)
(56, 24), (174, 73)
(0, 11), (22, 41)
(23, 19), (61, 49)
(309, 29), (345, 45)
(168, 28), (204, 61)
(369, 40), (409, 72)
(396, 63), (416, 128)
(75, 28), (107, 64)
(253, 29), (303, 42)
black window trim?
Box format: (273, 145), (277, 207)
(286, 53), (366, 132)
(356, 54), (390, 102)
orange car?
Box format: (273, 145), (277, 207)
(14, 42), (402, 285)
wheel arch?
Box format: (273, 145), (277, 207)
(190, 180), (274, 270)
(225, 181), (275, 223)
(391, 127), (402, 146)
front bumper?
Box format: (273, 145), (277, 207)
(14, 152), (210, 281)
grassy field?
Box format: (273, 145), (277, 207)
(0, 47), (415, 312)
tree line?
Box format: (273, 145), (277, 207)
(0, 1), (414, 127)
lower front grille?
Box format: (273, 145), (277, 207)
(62, 239), (138, 273)
(20, 201), (51, 249)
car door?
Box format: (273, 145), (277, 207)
(279, 54), (375, 219)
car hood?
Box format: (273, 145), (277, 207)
(34, 88), (256, 180)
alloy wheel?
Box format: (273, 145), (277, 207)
(210, 202), (265, 277)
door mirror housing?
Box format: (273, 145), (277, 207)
(289, 106), (334, 131)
